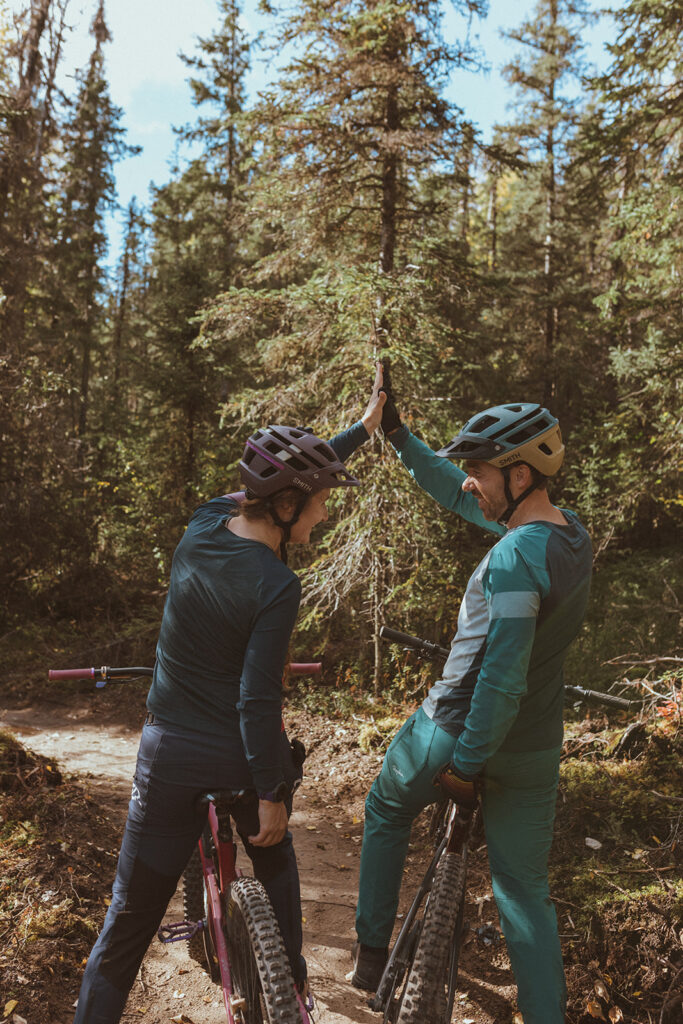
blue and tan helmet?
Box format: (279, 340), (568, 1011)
(436, 403), (565, 476)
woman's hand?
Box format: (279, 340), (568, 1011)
(249, 799), (289, 847)
(361, 361), (387, 436)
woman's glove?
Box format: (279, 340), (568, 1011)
(379, 361), (402, 435)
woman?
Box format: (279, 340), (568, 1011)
(74, 376), (386, 1023)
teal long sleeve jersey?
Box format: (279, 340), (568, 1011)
(390, 425), (592, 779)
(147, 421), (370, 793)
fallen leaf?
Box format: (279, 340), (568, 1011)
(12, 1016), (28, 1024)
(134, 1009), (147, 1015)
(585, 837), (602, 850)
(587, 1000), (605, 1019)
(352, 816), (360, 824)
(306, 825), (317, 831)
(3, 1002), (18, 1019)
(608, 1009), (624, 1023)
(171, 990), (185, 999)
(513, 1014), (524, 1024)
(594, 980), (609, 1000)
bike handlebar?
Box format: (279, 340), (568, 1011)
(379, 625), (640, 712)
(49, 662), (322, 688)
(380, 625), (450, 661)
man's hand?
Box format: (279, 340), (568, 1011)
(379, 361), (402, 435)
(249, 799), (289, 847)
(361, 361), (388, 436)
(433, 762), (479, 810)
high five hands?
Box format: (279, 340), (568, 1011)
(362, 361), (402, 437)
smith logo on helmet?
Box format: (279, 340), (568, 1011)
(292, 476), (313, 493)
(497, 452), (526, 467)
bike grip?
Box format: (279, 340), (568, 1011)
(379, 625), (424, 647)
(288, 662), (322, 676)
(48, 667), (96, 680)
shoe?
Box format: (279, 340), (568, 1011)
(351, 940), (388, 992)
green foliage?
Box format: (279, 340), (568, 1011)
(564, 545), (682, 690)
(1, 0), (680, 692)
(554, 714), (683, 1012)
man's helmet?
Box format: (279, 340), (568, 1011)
(436, 403), (564, 476)
(239, 425), (360, 497)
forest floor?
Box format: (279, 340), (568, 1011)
(1, 638), (682, 1024)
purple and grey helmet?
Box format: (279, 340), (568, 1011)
(239, 425), (360, 497)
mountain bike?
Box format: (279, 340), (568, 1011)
(48, 661), (320, 1024)
(369, 625), (639, 1024)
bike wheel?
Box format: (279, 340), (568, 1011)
(183, 832), (220, 982)
(395, 849), (468, 1024)
(226, 875), (301, 1024)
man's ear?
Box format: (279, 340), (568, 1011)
(513, 463), (533, 489)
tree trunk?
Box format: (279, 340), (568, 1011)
(542, 0), (558, 408)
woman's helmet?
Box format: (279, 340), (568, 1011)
(239, 425), (360, 497)
(436, 403), (564, 476)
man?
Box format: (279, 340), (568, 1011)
(352, 376), (592, 1024)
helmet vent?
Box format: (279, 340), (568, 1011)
(471, 414), (499, 433)
(539, 442), (552, 455)
(508, 424), (541, 444)
(313, 442), (336, 464)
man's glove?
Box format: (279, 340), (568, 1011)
(432, 762), (479, 810)
(290, 738), (307, 769)
(379, 361), (402, 435)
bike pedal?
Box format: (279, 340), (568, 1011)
(157, 919), (204, 943)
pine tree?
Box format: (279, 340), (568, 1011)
(113, 1), (252, 568)
(480, 0), (593, 414)
(566, 0), (683, 547)
(55, 1), (134, 446)
(199, 0), (489, 686)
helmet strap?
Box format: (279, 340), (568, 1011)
(497, 465), (542, 526)
(266, 491), (309, 563)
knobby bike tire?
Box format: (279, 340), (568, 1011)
(226, 875), (301, 1024)
(182, 831), (220, 982)
(395, 849), (468, 1024)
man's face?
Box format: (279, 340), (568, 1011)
(461, 461), (507, 521)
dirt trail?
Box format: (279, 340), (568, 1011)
(1, 696), (514, 1024)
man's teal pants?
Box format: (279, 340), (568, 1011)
(355, 708), (566, 1024)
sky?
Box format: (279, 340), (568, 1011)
(6, 0), (615, 264)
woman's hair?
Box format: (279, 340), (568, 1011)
(238, 486), (306, 522)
